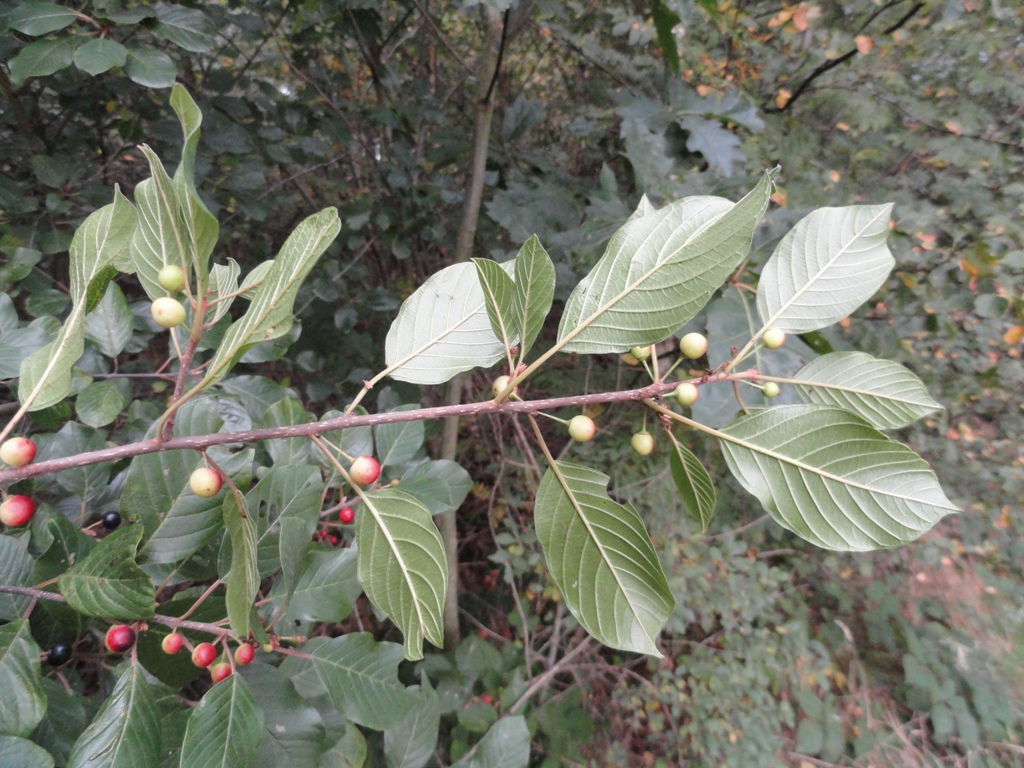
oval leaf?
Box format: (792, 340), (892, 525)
(793, 352), (943, 429)
(384, 676), (440, 768)
(668, 435), (716, 531)
(57, 526), (156, 620)
(0, 620), (46, 738)
(180, 674), (263, 768)
(473, 258), (517, 355)
(355, 489), (447, 660)
(0, 735), (55, 768)
(756, 204), (895, 333)
(534, 462), (674, 656)
(384, 262), (506, 385)
(556, 169), (775, 354)
(718, 405), (958, 551)
(510, 235), (555, 360)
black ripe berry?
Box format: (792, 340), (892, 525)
(48, 643), (73, 667)
(101, 511), (121, 530)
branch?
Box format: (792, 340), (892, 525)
(773, 1), (925, 113)
(0, 371), (760, 485)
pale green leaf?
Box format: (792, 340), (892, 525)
(208, 259), (241, 324)
(718, 405), (958, 551)
(317, 725), (366, 768)
(384, 262), (509, 385)
(756, 204), (895, 333)
(170, 85), (219, 284)
(58, 526), (156, 620)
(125, 48), (177, 88)
(556, 169), (775, 354)
(153, 4), (215, 53)
(473, 258), (518, 355)
(668, 434), (716, 531)
(454, 716), (530, 768)
(792, 352), (943, 430)
(204, 208), (340, 386)
(8, 38), (76, 83)
(269, 547), (361, 624)
(0, 735), (55, 768)
(399, 460), (473, 516)
(283, 634), (414, 730)
(510, 235), (555, 359)
(222, 491), (260, 639)
(0, 536), (33, 620)
(131, 145), (191, 301)
(18, 188), (135, 410)
(0, 620), (46, 738)
(534, 462), (674, 656)
(73, 38), (128, 76)
(84, 282), (133, 358)
(68, 666), (162, 768)
(8, 1), (77, 35)
(239, 260), (274, 300)
(355, 489), (447, 660)
(180, 674), (263, 768)
(375, 405), (424, 468)
(76, 379), (129, 428)
(385, 677), (440, 768)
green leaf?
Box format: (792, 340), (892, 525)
(399, 460), (473, 516)
(385, 677), (440, 768)
(0, 735), (55, 768)
(180, 674), (264, 768)
(510, 235), (555, 360)
(85, 282), (133, 357)
(246, 464), (322, 581)
(208, 259), (241, 324)
(153, 4), (215, 53)
(453, 716), (530, 768)
(131, 145), (191, 301)
(473, 258), (518, 355)
(718, 405), (959, 551)
(58, 526), (156, 620)
(125, 47), (177, 88)
(375, 405), (424, 468)
(222, 491), (260, 639)
(668, 434), (716, 531)
(244, 664), (323, 768)
(534, 462), (674, 656)
(18, 188), (136, 410)
(76, 379), (129, 428)
(32, 679), (94, 766)
(650, 0), (681, 75)
(792, 352), (942, 430)
(556, 169), (775, 353)
(73, 38), (128, 76)
(317, 724), (366, 768)
(283, 634), (413, 731)
(269, 547), (361, 624)
(384, 262), (509, 385)
(8, 38), (77, 83)
(756, 204), (895, 333)
(8, 2), (77, 35)
(123, 399), (228, 564)
(204, 208), (340, 387)
(238, 260), (274, 300)
(67, 665), (161, 768)
(355, 489), (447, 660)
(0, 535), (34, 620)
(170, 85), (219, 287)
(0, 620), (46, 738)
(254, 398), (313, 466)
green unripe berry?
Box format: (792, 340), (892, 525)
(673, 382), (699, 407)
(630, 432), (654, 456)
(151, 297), (186, 329)
(567, 414), (596, 442)
(157, 265), (186, 292)
(678, 332), (708, 360)
(492, 375), (516, 398)
(629, 345), (652, 361)
(761, 328), (786, 350)
(762, 382), (781, 399)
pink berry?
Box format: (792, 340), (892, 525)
(349, 456), (380, 486)
(161, 633), (183, 655)
(339, 506), (355, 525)
(192, 642), (217, 668)
(210, 662), (232, 683)
(189, 467), (222, 498)
(0, 437), (36, 467)
(234, 644), (255, 666)
(0, 495), (36, 527)
(105, 625), (136, 653)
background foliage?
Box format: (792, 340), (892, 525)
(1, 0), (1022, 765)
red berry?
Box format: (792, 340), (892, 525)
(210, 662), (232, 683)
(327, 534), (340, 546)
(161, 633), (183, 655)
(338, 506), (355, 525)
(0, 495), (36, 527)
(234, 644), (255, 666)
(189, 467), (222, 498)
(349, 456), (380, 486)
(192, 642), (217, 668)
(481, 694), (493, 704)
(0, 437), (36, 467)
(105, 625), (136, 653)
